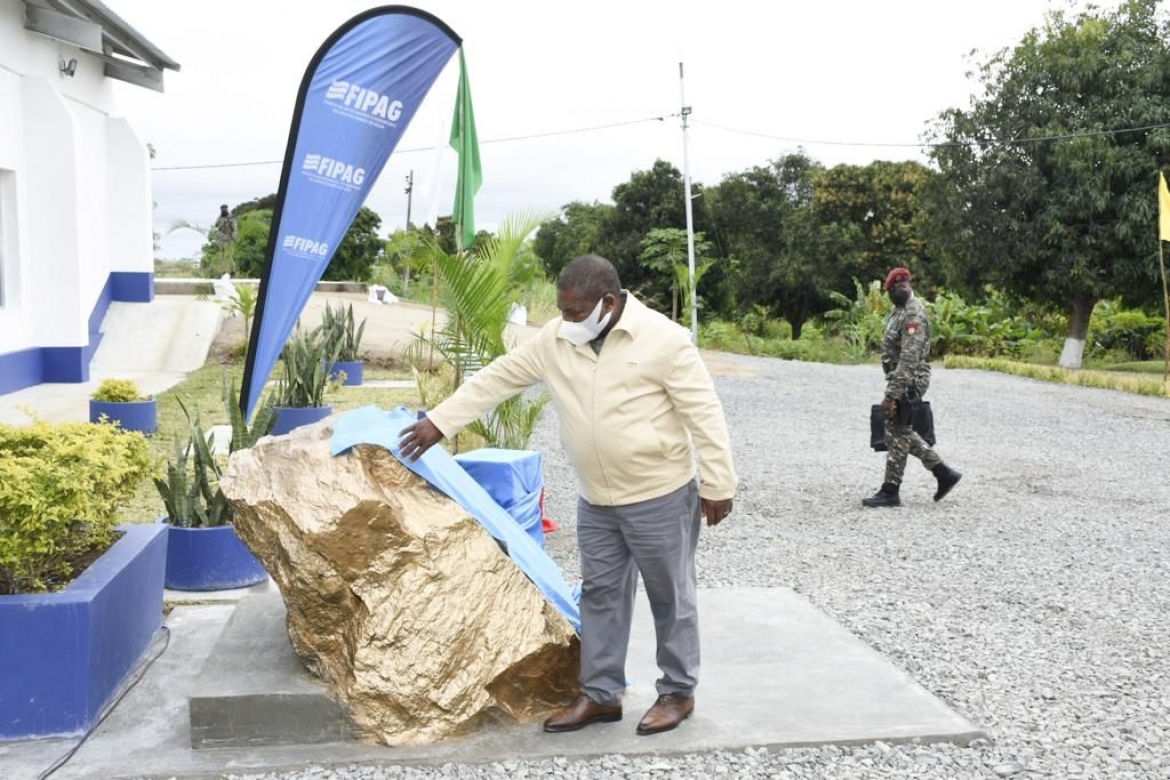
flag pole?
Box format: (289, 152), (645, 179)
(679, 62), (698, 344)
(1159, 171), (1170, 391)
(1159, 239), (1169, 389)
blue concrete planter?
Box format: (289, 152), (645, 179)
(89, 398), (158, 435)
(0, 523), (167, 740)
(325, 360), (363, 386)
(163, 522), (268, 591)
(272, 405), (332, 436)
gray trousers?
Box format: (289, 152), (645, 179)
(577, 480), (702, 706)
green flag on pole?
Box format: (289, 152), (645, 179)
(450, 48), (481, 250)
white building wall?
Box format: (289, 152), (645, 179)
(70, 98), (111, 308)
(0, 66), (29, 350)
(106, 118), (152, 273)
(0, 0), (151, 361)
(23, 75), (84, 346)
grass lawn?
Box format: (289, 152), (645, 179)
(1100, 360), (1168, 374)
(943, 355), (1170, 398)
(117, 363), (418, 524)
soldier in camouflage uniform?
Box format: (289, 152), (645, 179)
(213, 204), (237, 244)
(863, 267), (962, 508)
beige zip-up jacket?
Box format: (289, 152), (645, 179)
(427, 293), (738, 507)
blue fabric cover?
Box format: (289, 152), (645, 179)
(330, 405), (580, 632)
(454, 448), (544, 547)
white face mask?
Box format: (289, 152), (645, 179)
(559, 298), (612, 346)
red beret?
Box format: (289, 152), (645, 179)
(884, 267), (913, 290)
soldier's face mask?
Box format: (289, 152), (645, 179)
(889, 287), (911, 307)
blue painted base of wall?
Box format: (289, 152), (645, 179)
(164, 523), (269, 591)
(272, 405), (333, 436)
(0, 271), (154, 395)
(110, 272), (153, 304)
(0, 523), (167, 740)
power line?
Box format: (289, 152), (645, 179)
(150, 114), (1170, 173)
(691, 118), (1170, 150)
(150, 114), (673, 171)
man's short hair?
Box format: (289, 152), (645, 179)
(558, 255), (621, 301)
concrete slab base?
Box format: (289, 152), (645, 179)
(0, 587), (983, 780)
(189, 593), (358, 749)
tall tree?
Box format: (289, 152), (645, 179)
(810, 161), (937, 293)
(533, 201), (613, 278)
(324, 206), (383, 282)
(638, 227), (713, 322)
(594, 160), (690, 297)
(705, 152), (825, 337)
(927, 0), (1170, 368)
(231, 210), (273, 277)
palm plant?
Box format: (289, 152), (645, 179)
(824, 278), (890, 362)
(222, 284), (259, 352)
(408, 209), (554, 450)
(168, 218), (235, 277)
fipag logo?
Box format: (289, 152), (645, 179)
(325, 80), (405, 129)
(301, 153), (367, 193)
(282, 234), (330, 261)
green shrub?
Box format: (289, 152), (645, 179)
(823, 279), (889, 361)
(0, 420), (153, 594)
(154, 409), (230, 528)
(155, 378), (274, 528)
(273, 325), (341, 408)
(319, 301), (366, 362)
(92, 378), (146, 403)
(1089, 300), (1166, 361)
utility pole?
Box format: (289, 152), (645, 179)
(405, 169), (414, 229)
(403, 170), (414, 293)
(679, 62), (698, 343)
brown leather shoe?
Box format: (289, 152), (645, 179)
(636, 693), (694, 735)
(542, 693), (622, 733)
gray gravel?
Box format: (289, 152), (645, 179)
(229, 355), (1170, 779)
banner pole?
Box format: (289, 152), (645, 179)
(1159, 239), (1169, 389)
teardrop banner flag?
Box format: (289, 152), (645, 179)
(241, 6), (461, 419)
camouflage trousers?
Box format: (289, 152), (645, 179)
(884, 419), (942, 485)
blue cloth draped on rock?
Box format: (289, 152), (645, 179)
(330, 405), (580, 633)
(454, 448), (545, 548)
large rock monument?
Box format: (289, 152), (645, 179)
(220, 419), (579, 745)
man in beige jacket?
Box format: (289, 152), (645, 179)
(399, 255), (738, 736)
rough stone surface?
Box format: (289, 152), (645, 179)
(220, 418), (580, 746)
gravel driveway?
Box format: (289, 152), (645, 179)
(237, 355), (1170, 779)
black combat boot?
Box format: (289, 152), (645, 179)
(862, 482), (900, 508)
(932, 463), (962, 502)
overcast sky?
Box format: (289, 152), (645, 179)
(106, 0), (1105, 260)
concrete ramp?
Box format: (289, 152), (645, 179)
(0, 297), (221, 425)
(92, 298), (222, 375)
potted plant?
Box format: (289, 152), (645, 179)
(0, 419), (164, 740)
(321, 300), (367, 386)
(153, 376), (273, 591)
(271, 324), (341, 435)
(89, 378), (158, 435)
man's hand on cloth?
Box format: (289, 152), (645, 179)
(398, 417), (443, 462)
